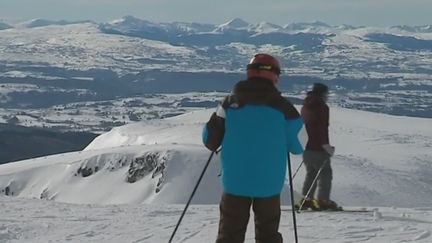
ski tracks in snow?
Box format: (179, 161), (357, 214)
(288, 207), (432, 243)
(332, 154), (432, 208)
(1, 197), (432, 242)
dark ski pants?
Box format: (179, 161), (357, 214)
(215, 193), (283, 243)
(302, 150), (332, 200)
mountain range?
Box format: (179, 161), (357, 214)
(2, 16), (432, 76)
(3, 16), (432, 33)
(1, 16), (432, 125)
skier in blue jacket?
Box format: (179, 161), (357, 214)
(202, 54), (303, 243)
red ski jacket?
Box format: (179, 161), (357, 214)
(301, 92), (329, 151)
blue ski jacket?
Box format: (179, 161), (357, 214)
(202, 78), (303, 197)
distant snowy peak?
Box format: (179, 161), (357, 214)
(21, 19), (93, 28)
(109, 15), (158, 29)
(216, 18), (251, 31)
(252, 22), (284, 33)
(0, 21), (12, 30)
(106, 16), (163, 35)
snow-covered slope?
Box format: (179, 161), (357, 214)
(0, 110), (221, 205)
(0, 107), (431, 208)
(1, 196), (432, 242)
(0, 23), (196, 73)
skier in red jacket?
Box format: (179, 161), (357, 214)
(299, 83), (339, 210)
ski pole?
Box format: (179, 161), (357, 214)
(287, 155), (299, 243)
(297, 158), (330, 212)
(292, 160), (304, 180)
(168, 151), (215, 243)
(285, 161), (303, 186)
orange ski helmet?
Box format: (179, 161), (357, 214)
(247, 53), (281, 84)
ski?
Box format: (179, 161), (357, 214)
(282, 208), (373, 213)
(299, 209), (372, 213)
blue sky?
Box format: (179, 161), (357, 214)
(1, 0), (431, 26)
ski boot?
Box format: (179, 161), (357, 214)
(316, 199), (342, 211)
(295, 198), (320, 211)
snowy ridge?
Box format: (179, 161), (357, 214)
(0, 111), (222, 205)
(214, 18), (252, 32)
(84, 110), (210, 150)
(0, 107), (432, 208)
(253, 22), (284, 33)
(104, 16), (167, 34)
(391, 25), (432, 33)
(20, 19), (93, 28)
(0, 143), (221, 205)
